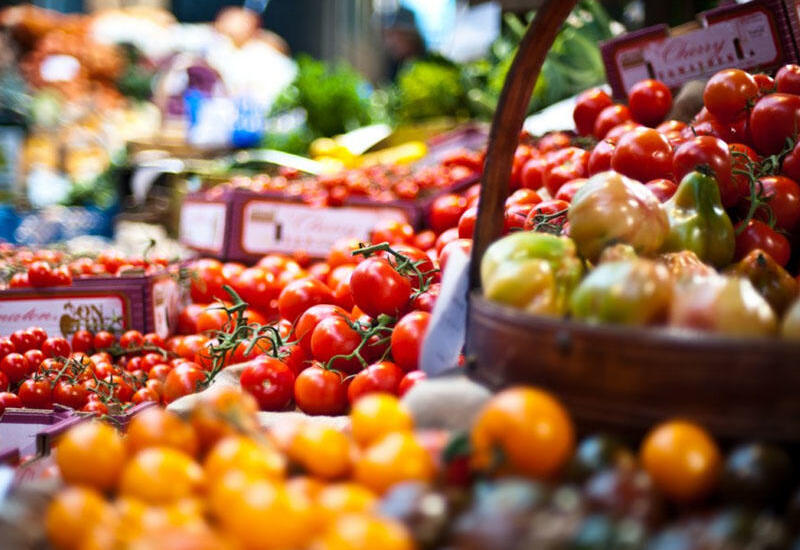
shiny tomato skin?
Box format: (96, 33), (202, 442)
(398, 370), (427, 397)
(703, 69), (758, 123)
(730, 143), (759, 201)
(278, 278), (335, 323)
(70, 330), (94, 354)
(18, 379), (53, 409)
(119, 331), (143, 350)
(370, 220), (415, 245)
(520, 157), (547, 191)
(776, 64), (800, 95)
(27, 261), (55, 287)
(23, 349), (44, 374)
(0, 353), (28, 384)
(593, 105), (632, 139)
(0, 392), (22, 409)
(428, 194), (467, 234)
(350, 258), (411, 319)
(240, 356), (295, 411)
(295, 304), (348, 355)
(190, 258), (225, 303)
(645, 179), (678, 202)
(754, 73), (775, 95)
(310, 316), (363, 374)
(438, 239), (472, 274)
(750, 93), (800, 155)
(782, 141), (800, 182)
(573, 88), (613, 136)
(554, 179), (587, 203)
(457, 207), (477, 239)
(587, 140), (616, 175)
(523, 199), (570, 232)
(42, 337), (71, 359)
(294, 365), (348, 416)
(673, 136), (736, 206)
(92, 331), (115, 350)
(163, 362), (206, 404)
(628, 79), (672, 126)
(347, 361), (405, 403)
(391, 311), (430, 372)
(9, 330), (35, 353)
(734, 219), (791, 266)
(232, 267), (280, 314)
(611, 127), (673, 183)
(410, 283), (440, 313)
(753, 175), (800, 231)
(53, 381), (88, 410)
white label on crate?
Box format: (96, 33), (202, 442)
(179, 202), (227, 252)
(615, 11), (779, 94)
(151, 279), (179, 339)
(0, 295), (126, 337)
(241, 200), (410, 257)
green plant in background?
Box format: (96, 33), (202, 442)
(391, 54), (470, 123)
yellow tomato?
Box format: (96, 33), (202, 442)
(46, 487), (115, 550)
(204, 435), (286, 481)
(56, 421), (125, 491)
(317, 483), (377, 519)
(286, 475), (327, 500)
(289, 424), (353, 480)
(354, 432), (434, 494)
(119, 447), (205, 505)
(641, 419), (721, 501)
(312, 513), (414, 550)
(126, 408), (199, 458)
(470, 386), (574, 479)
(350, 394), (413, 447)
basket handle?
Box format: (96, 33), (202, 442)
(468, 0), (579, 290)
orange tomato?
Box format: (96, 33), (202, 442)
(55, 421), (125, 491)
(350, 393), (413, 447)
(125, 408), (199, 458)
(288, 424), (352, 480)
(354, 432), (434, 494)
(316, 483), (377, 518)
(204, 435), (286, 481)
(641, 419), (721, 501)
(190, 386), (261, 454)
(45, 487), (115, 550)
(119, 447), (204, 505)
(470, 386), (574, 479)
(313, 513), (413, 550)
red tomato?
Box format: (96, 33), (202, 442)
(27, 261), (56, 287)
(457, 207), (477, 239)
(190, 258), (225, 303)
(295, 304), (349, 355)
(381, 245), (436, 290)
(294, 365), (348, 415)
(438, 239), (472, 274)
(435, 228), (460, 256)
(588, 140), (616, 175)
(544, 151), (588, 196)
(9, 330), (34, 353)
(645, 179), (678, 202)
(371, 220), (414, 245)
(506, 188), (542, 207)
(0, 338), (15, 361)
(42, 337), (71, 358)
(195, 307), (230, 333)
(391, 311), (430, 372)
(520, 157), (547, 190)
(142, 333), (165, 349)
(0, 353), (27, 383)
(0, 371), (8, 392)
(70, 330), (93, 354)
(163, 362), (206, 404)
(523, 200), (570, 232)
(53, 381), (88, 409)
(410, 283), (440, 313)
(573, 88), (613, 136)
(504, 204), (536, 234)
(628, 79), (672, 126)
(751, 176), (800, 231)
(278, 278), (335, 323)
(279, 344), (308, 377)
(350, 258), (411, 318)
(148, 364), (172, 382)
(604, 122), (642, 143)
(593, 105), (632, 139)
(782, 141), (800, 183)
(750, 93), (800, 155)
(538, 132), (571, 153)
(554, 179), (587, 203)
(240, 356), (295, 411)
(398, 370), (427, 397)
(131, 387), (159, 405)
(18, 379), (52, 409)
(82, 397), (108, 415)
(347, 361), (405, 403)
(23, 349), (44, 373)
(656, 119), (688, 137)
(429, 194), (467, 233)
(308, 262), (331, 283)
(729, 143), (759, 201)
(753, 73), (775, 95)
(611, 127), (673, 183)
(232, 267), (280, 313)
(119, 330), (143, 350)
(703, 69), (758, 123)
(734, 219), (791, 266)
(93, 330), (115, 350)
(0, 392), (22, 409)
(776, 64), (800, 95)
(8, 272), (29, 288)
(673, 136), (736, 206)
(310, 316), (363, 374)
(414, 229), (437, 251)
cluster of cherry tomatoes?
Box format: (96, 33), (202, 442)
(0, 245), (174, 289)
(201, 153), (482, 207)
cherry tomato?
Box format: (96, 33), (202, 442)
(163, 362), (206, 404)
(735, 219), (791, 266)
(628, 79), (672, 126)
(645, 179), (678, 202)
(750, 93), (800, 155)
(673, 136), (736, 206)
(371, 220), (414, 245)
(119, 330), (143, 350)
(429, 194), (467, 234)
(232, 267), (281, 314)
(753, 73), (775, 95)
(23, 349), (44, 374)
(0, 391), (22, 409)
(523, 199), (569, 232)
(520, 157), (547, 190)
(604, 121), (641, 143)
(279, 343), (308, 377)
(82, 398), (108, 415)
(611, 127), (673, 183)
(593, 104), (632, 139)
(751, 175), (800, 231)
(27, 261), (56, 287)
(544, 151), (588, 196)
(703, 69), (758, 122)
(278, 278), (335, 323)
(0, 338), (15, 362)
(70, 330), (93, 354)
(398, 370), (427, 397)
(573, 88), (613, 136)
(438, 238), (472, 274)
(18, 378), (53, 409)
(782, 140), (800, 182)
(294, 365), (348, 415)
(190, 258), (225, 303)
(554, 179), (587, 203)
(93, 331), (115, 350)
(42, 337), (70, 359)
(348, 361), (405, 403)
(131, 387), (160, 404)
(53, 381), (88, 409)
(588, 139), (616, 175)
(390, 311), (430, 372)
(538, 132), (571, 153)
(457, 207), (477, 239)
(148, 363), (172, 383)
(240, 356), (295, 411)
(776, 64), (800, 95)
(350, 258), (411, 318)
(310, 316), (363, 374)
(0, 353), (27, 384)
(729, 143), (759, 201)
(295, 304), (348, 355)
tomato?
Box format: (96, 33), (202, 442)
(573, 88), (613, 136)
(310, 315), (363, 374)
(776, 64), (800, 95)
(398, 370), (427, 397)
(656, 119), (688, 142)
(130, 387), (158, 405)
(175, 334), (209, 361)
(327, 238), (362, 268)
(27, 261), (56, 287)
(45, 487), (112, 550)
(92, 330), (115, 350)
(371, 220), (414, 245)
(163, 362), (206, 404)
(627, 79), (672, 126)
(278, 277), (335, 322)
(0, 371), (7, 393)
(471, 387), (574, 478)
(414, 229), (436, 251)
(538, 132), (571, 153)
(611, 127), (673, 183)
(294, 304), (346, 355)
(544, 151), (588, 196)
(439, 239), (472, 274)
(240, 356), (295, 411)
(350, 258), (411, 318)
(554, 179), (587, 203)
(751, 175), (800, 231)
(390, 311), (430, 372)
(119, 447), (204, 505)
(735, 219), (791, 266)
(673, 136), (736, 206)
(69, 329), (93, 354)
(429, 194), (467, 233)
(190, 258), (225, 303)
(126, 407), (199, 457)
(8, 272), (29, 288)
(109, 375), (134, 403)
(351, 393), (413, 447)
(0, 391), (22, 409)
(354, 432), (434, 494)
(750, 93), (800, 155)
(641, 420), (721, 501)
(728, 142), (759, 201)
(588, 139), (616, 175)
(294, 365), (348, 415)
(232, 267), (281, 313)
(9, 330), (34, 353)
(703, 69), (758, 122)
(348, 361), (405, 403)
(0, 338), (15, 362)
(751, 73), (775, 95)
(520, 157), (547, 190)
(410, 283), (440, 313)
(81, 398), (108, 415)
(1, 352), (28, 384)
(523, 199), (569, 232)
(782, 140), (800, 182)
(17, 378), (52, 409)
(119, 330), (143, 350)
(434, 228), (460, 256)
(289, 424), (352, 480)
(177, 303), (204, 335)
(504, 204), (535, 233)
(53, 266), (72, 286)
(456, 206), (477, 239)
(221, 261), (245, 286)
(53, 381), (88, 410)
(593, 104), (632, 139)
(509, 146), (533, 190)
(645, 179), (678, 202)
(603, 121), (641, 143)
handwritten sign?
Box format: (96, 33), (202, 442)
(0, 295), (127, 336)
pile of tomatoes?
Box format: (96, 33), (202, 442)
(0, 245), (175, 289)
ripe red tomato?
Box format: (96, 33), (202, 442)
(435, 228), (460, 256)
(0, 371), (10, 392)
(42, 337), (71, 359)
(93, 331), (115, 350)
(190, 258), (225, 303)
(232, 267), (281, 313)
(504, 204), (536, 234)
(749, 176), (800, 231)
(544, 150), (588, 196)
(347, 361), (405, 403)
(9, 272), (29, 288)
(23, 349), (44, 373)
(131, 387), (160, 405)
(776, 64), (800, 95)
(538, 132), (571, 153)
(673, 136), (736, 206)
(628, 79), (672, 126)
(148, 364), (172, 382)
(119, 330), (143, 350)
(782, 141), (800, 187)
(53, 381), (88, 409)
(753, 73), (775, 95)
(554, 179), (587, 203)
(729, 143), (759, 201)
(350, 258), (411, 318)
(82, 397), (108, 415)
(221, 262), (246, 286)
(611, 127), (673, 183)
(278, 278), (335, 322)
(457, 207), (477, 239)
(520, 157), (547, 190)
(9, 330), (35, 354)
(506, 188), (542, 207)
(163, 362), (206, 403)
(645, 179), (678, 203)
(371, 220), (414, 245)
(523, 199), (570, 232)
(593, 105), (632, 139)
(279, 344), (308, 377)
(735, 219), (791, 266)
(0, 353), (27, 383)
(439, 239), (472, 274)
(380, 245), (436, 289)
(53, 266), (72, 286)
(588, 140), (616, 175)
(310, 316), (363, 374)
(240, 356), (295, 411)
(27, 261), (56, 287)
(750, 93), (800, 155)
(573, 88), (613, 136)
(195, 307), (230, 334)
(429, 194), (467, 234)
(410, 283), (440, 313)
(0, 391), (22, 409)
(398, 370), (427, 397)
(604, 121), (641, 143)
(70, 330), (93, 354)
(391, 311), (430, 372)
(703, 69), (758, 123)
(0, 338), (15, 361)
(294, 365), (348, 415)
(18, 379), (52, 409)
(295, 304), (349, 355)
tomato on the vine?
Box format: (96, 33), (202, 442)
(348, 361), (405, 403)
(611, 127), (673, 183)
(750, 93), (800, 155)
(92, 331), (115, 350)
(190, 258), (225, 303)
(573, 88), (613, 136)
(310, 315), (363, 374)
(735, 219), (792, 266)
(163, 362), (206, 404)
(703, 69), (758, 123)
(775, 64), (800, 95)
(628, 79), (672, 127)
(390, 311), (430, 372)
(398, 370), (427, 397)
(673, 136), (737, 206)
(240, 356), (295, 411)
(53, 381), (88, 409)
(18, 378), (53, 409)
(295, 304), (349, 355)
(119, 331), (143, 350)
(70, 330), (93, 354)
(278, 278), (335, 323)
(294, 365), (348, 416)
(350, 258), (411, 318)
(752, 176), (800, 231)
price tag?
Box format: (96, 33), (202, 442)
(179, 202), (227, 253)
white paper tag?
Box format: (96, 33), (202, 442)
(420, 247), (470, 376)
(0, 295), (126, 336)
(179, 202), (227, 252)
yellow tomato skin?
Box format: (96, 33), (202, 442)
(317, 483), (377, 519)
(289, 424), (353, 480)
(350, 394), (413, 447)
(641, 419), (722, 501)
(119, 447), (205, 505)
(125, 408), (199, 458)
(56, 421), (125, 491)
(46, 487), (114, 550)
(354, 432), (434, 494)
(470, 386), (574, 479)
(312, 513), (414, 550)
(204, 435), (286, 480)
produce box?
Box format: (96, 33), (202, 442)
(0, 270), (185, 339)
(0, 407), (84, 461)
(601, 0), (800, 98)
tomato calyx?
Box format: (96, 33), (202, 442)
(352, 241), (439, 298)
(527, 207), (569, 235)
